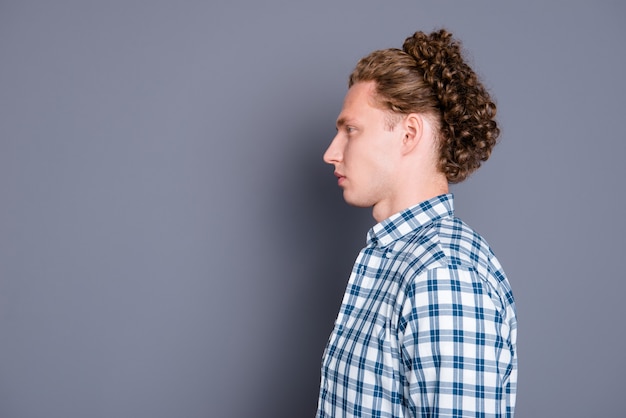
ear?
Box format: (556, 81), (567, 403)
(400, 113), (423, 155)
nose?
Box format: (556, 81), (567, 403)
(323, 134), (342, 165)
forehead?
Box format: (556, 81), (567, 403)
(336, 81), (384, 125)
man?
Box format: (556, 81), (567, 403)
(316, 29), (517, 417)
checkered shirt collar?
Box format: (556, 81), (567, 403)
(366, 193), (455, 248)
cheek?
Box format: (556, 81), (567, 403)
(346, 140), (391, 179)
(368, 153), (397, 190)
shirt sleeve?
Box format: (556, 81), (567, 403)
(398, 266), (514, 417)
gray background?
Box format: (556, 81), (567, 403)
(1, 1), (625, 417)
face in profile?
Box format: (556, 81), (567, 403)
(323, 81), (403, 210)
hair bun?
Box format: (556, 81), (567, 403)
(403, 29), (456, 65)
(403, 29), (499, 183)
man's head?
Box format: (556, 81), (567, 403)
(324, 29), (500, 221)
(347, 29), (500, 184)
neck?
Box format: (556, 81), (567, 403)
(371, 175), (449, 223)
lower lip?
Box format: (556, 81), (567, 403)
(337, 177), (345, 186)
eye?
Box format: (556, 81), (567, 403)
(346, 126), (356, 134)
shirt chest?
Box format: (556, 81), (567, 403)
(327, 246), (404, 364)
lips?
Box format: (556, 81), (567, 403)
(334, 171), (346, 186)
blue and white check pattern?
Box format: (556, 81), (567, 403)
(317, 194), (517, 417)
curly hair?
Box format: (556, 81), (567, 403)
(348, 29), (500, 183)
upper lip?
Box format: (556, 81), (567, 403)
(334, 171), (344, 178)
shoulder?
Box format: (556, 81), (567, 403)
(395, 215), (492, 273)
(394, 216), (514, 313)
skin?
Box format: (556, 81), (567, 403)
(323, 81), (449, 222)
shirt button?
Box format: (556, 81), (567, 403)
(384, 251), (391, 258)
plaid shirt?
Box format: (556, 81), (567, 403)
(316, 194), (517, 417)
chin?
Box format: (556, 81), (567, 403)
(342, 192), (373, 208)
(345, 201), (371, 209)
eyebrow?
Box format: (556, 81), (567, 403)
(335, 117), (353, 129)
